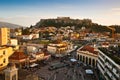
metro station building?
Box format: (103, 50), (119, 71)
(77, 45), (98, 67)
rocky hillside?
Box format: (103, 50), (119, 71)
(34, 17), (120, 33)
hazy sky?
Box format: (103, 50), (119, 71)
(0, 0), (120, 27)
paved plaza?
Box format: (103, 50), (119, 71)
(20, 58), (98, 80)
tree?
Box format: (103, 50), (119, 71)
(22, 27), (30, 35)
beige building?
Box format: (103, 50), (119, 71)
(47, 41), (71, 57)
(36, 52), (44, 61)
(0, 47), (14, 70)
(4, 63), (18, 80)
(0, 27), (10, 46)
(77, 45), (98, 67)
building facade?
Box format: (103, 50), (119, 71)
(0, 47), (14, 70)
(36, 52), (44, 60)
(0, 27), (10, 46)
(47, 43), (68, 57)
(97, 48), (120, 80)
(10, 39), (18, 46)
(77, 45), (98, 67)
(47, 42), (73, 57)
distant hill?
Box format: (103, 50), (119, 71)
(34, 17), (120, 33)
(0, 22), (25, 29)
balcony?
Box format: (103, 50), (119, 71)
(99, 55), (105, 63)
(112, 68), (119, 78)
(105, 62), (112, 69)
(98, 47), (120, 65)
(98, 59), (104, 69)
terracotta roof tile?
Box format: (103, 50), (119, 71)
(9, 51), (28, 60)
(80, 46), (98, 55)
(102, 42), (109, 45)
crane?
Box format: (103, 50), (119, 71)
(106, 26), (115, 41)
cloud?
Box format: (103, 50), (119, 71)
(111, 8), (120, 15)
(111, 8), (120, 11)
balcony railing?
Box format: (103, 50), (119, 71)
(98, 48), (120, 65)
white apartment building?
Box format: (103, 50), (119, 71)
(22, 35), (33, 40)
(97, 48), (120, 80)
(10, 39), (18, 46)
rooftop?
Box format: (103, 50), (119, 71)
(79, 45), (98, 55)
(48, 43), (67, 48)
(9, 51), (28, 60)
(98, 46), (120, 65)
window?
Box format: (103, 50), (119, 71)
(3, 59), (6, 63)
(0, 64), (3, 66)
(3, 51), (5, 55)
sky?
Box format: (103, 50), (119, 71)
(0, 0), (120, 27)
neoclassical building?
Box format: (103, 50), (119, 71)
(47, 41), (73, 57)
(77, 45), (98, 67)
